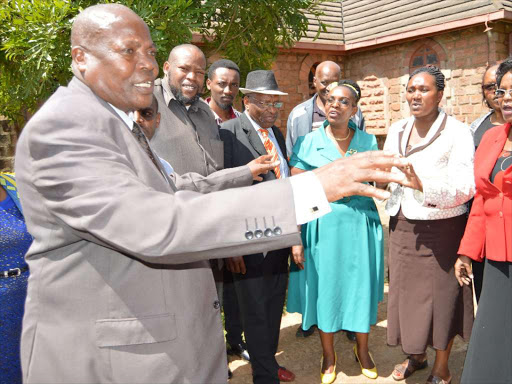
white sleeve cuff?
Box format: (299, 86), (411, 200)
(289, 171), (331, 225)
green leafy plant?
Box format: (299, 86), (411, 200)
(0, 0), (325, 124)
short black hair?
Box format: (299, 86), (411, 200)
(409, 65), (445, 91)
(496, 57), (512, 87)
(208, 59), (240, 80)
(339, 79), (361, 102)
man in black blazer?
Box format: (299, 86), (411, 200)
(220, 70), (295, 384)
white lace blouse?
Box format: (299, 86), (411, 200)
(384, 109), (475, 220)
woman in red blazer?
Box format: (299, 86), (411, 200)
(455, 59), (512, 384)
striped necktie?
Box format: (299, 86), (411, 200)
(131, 123), (163, 173)
(259, 128), (281, 179)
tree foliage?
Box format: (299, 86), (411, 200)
(0, 0), (326, 123)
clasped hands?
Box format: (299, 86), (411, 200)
(313, 150), (422, 203)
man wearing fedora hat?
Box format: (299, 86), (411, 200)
(220, 70), (295, 383)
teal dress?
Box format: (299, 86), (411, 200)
(286, 121), (384, 333)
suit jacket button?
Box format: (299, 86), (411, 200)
(245, 231), (254, 240)
(213, 300), (221, 309)
(499, 211), (503, 218)
(254, 229), (263, 238)
(264, 228), (273, 237)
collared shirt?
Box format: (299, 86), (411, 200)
(109, 103), (134, 130)
(244, 111), (290, 178)
(108, 104), (174, 177)
(312, 97), (326, 132)
(161, 75), (176, 107)
(205, 97), (241, 126)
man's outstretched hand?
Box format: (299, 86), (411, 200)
(247, 154), (280, 181)
(314, 151), (410, 202)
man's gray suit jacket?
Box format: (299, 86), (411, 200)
(14, 77), (301, 384)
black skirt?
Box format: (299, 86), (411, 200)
(461, 259), (512, 384)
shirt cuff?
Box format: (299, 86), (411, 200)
(289, 171), (331, 225)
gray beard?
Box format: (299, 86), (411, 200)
(170, 84), (201, 106)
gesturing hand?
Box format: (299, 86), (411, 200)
(397, 162), (423, 191)
(226, 256), (246, 274)
(313, 151), (411, 202)
(247, 154), (280, 181)
(292, 245), (305, 270)
(454, 255), (473, 287)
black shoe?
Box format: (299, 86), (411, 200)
(227, 343), (250, 361)
(345, 331), (356, 342)
(295, 324), (316, 338)
(228, 368), (233, 380)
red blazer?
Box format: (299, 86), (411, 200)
(459, 123), (512, 262)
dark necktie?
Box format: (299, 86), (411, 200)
(131, 122), (162, 172)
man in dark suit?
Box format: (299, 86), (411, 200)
(220, 70), (295, 384)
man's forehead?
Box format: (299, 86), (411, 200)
(171, 49), (205, 67)
(250, 94), (278, 101)
(72, 5), (149, 46)
(103, 19), (153, 43)
(213, 68), (239, 80)
(88, 10), (123, 29)
(317, 68), (340, 80)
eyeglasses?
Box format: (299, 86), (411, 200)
(248, 96), (283, 110)
(495, 88), (512, 98)
(326, 97), (352, 107)
(482, 83), (497, 91)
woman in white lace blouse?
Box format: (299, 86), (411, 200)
(384, 66), (475, 384)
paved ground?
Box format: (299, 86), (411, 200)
(228, 201), (469, 384)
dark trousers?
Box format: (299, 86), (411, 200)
(223, 266), (244, 346)
(472, 259), (485, 302)
(232, 252), (288, 384)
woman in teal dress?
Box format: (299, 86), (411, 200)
(287, 84), (384, 383)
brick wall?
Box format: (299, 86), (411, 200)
(272, 52), (344, 136)
(343, 22), (512, 140)
(4, 22), (512, 165)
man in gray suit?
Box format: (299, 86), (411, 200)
(15, 4), (411, 384)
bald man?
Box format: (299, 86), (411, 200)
(151, 44), (223, 176)
(15, 4), (412, 384)
(285, 61), (366, 159)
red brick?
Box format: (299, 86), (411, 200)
(458, 95), (469, 105)
(470, 75), (483, 85)
(461, 105), (473, 114)
(470, 95), (483, 104)
(458, 77), (469, 86)
(465, 86), (480, 95)
(455, 39), (467, 49)
(452, 69), (463, 78)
